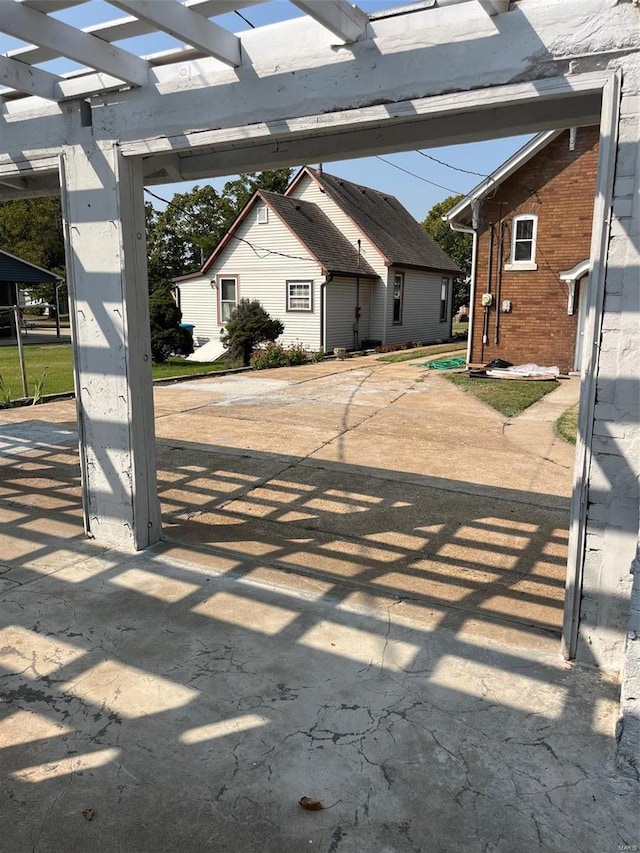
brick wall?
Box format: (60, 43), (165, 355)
(470, 127), (599, 373)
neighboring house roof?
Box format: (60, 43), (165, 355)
(258, 190), (378, 278)
(175, 189), (378, 282)
(288, 167), (461, 274)
(0, 249), (61, 285)
(444, 130), (563, 227)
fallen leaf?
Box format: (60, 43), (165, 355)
(82, 808), (95, 821)
(298, 797), (323, 811)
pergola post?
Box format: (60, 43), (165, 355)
(60, 140), (161, 550)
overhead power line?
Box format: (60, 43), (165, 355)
(416, 150), (489, 178)
(374, 155), (463, 195)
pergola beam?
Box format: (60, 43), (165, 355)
(0, 54), (59, 100)
(477, 0), (510, 13)
(291, 0), (368, 42)
(1, 0), (150, 87)
(108, 0), (242, 67)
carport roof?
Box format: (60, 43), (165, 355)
(0, 250), (61, 284)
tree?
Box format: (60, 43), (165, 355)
(145, 169), (292, 294)
(149, 285), (194, 363)
(0, 197), (66, 307)
(422, 194), (473, 311)
(221, 299), (284, 366)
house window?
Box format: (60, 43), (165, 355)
(219, 276), (237, 322)
(257, 205), (268, 224)
(511, 214), (537, 264)
(440, 277), (449, 321)
(393, 272), (404, 324)
(287, 280), (313, 312)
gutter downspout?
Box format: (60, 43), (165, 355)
(320, 277), (330, 351)
(447, 200), (479, 364)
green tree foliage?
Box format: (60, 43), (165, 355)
(422, 194), (473, 311)
(0, 197), (65, 306)
(221, 299), (284, 367)
(149, 286), (194, 363)
(146, 169), (292, 293)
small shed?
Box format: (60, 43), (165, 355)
(0, 250), (62, 338)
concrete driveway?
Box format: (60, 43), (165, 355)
(2, 356), (637, 852)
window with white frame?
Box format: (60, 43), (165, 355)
(287, 280), (312, 312)
(219, 276), (237, 322)
(256, 205), (268, 224)
(393, 272), (404, 324)
(440, 277), (449, 321)
(511, 214), (537, 264)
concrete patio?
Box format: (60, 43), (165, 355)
(1, 358), (638, 851)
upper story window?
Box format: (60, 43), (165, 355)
(218, 276), (237, 322)
(393, 272), (404, 324)
(509, 214), (538, 268)
(256, 205), (268, 224)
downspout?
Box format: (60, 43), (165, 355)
(448, 199), (479, 364)
(482, 223), (494, 363)
(494, 219), (505, 344)
(320, 276), (330, 351)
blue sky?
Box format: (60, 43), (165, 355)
(1, 0), (532, 220)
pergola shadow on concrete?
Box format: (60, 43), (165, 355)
(0, 379), (638, 850)
(1, 0), (638, 769)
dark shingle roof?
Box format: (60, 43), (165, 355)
(0, 250), (61, 284)
(304, 169), (460, 274)
(260, 191), (377, 278)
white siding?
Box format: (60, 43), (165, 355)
(325, 277), (371, 351)
(177, 199), (324, 350)
(176, 275), (219, 345)
(385, 268), (452, 345)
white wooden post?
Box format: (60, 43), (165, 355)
(60, 140), (161, 550)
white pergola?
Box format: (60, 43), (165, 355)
(1, 0), (639, 683)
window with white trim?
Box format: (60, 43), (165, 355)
(219, 277), (237, 322)
(287, 280), (312, 312)
(511, 214), (537, 264)
(393, 272), (404, 324)
(256, 205), (268, 224)
(440, 277), (449, 321)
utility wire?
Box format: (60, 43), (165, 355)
(374, 155), (463, 195)
(234, 10), (255, 28)
(416, 150), (489, 178)
(144, 187), (317, 264)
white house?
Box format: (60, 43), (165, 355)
(174, 168), (460, 353)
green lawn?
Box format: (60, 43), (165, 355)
(556, 403), (579, 444)
(445, 373), (559, 418)
(0, 343), (236, 403)
(377, 342), (466, 363)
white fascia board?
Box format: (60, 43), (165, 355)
(109, 1), (241, 67)
(2, 0), (150, 87)
(444, 129), (563, 226)
(290, 1), (368, 42)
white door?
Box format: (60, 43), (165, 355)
(574, 275), (589, 371)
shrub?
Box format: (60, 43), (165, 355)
(149, 287), (194, 363)
(458, 314), (469, 323)
(251, 342), (289, 370)
(222, 299), (284, 367)
(286, 343), (308, 365)
(311, 348), (325, 362)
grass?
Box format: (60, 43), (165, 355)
(445, 374), (559, 418)
(556, 402), (579, 444)
(452, 322), (469, 337)
(0, 343), (237, 402)
(377, 342), (466, 363)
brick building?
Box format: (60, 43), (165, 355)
(446, 127), (599, 374)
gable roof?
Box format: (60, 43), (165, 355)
(288, 167), (460, 274)
(444, 130), (562, 227)
(175, 188), (377, 282)
(0, 249), (61, 284)
(258, 191), (377, 278)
